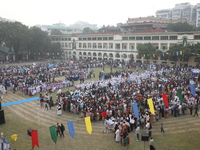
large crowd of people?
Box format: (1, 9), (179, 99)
(1, 59), (200, 149)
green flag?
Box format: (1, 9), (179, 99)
(49, 126), (57, 143)
(177, 89), (183, 103)
(118, 107), (123, 112)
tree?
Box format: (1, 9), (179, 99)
(28, 27), (51, 60)
(0, 21), (62, 61)
(83, 27), (94, 33)
(167, 22), (194, 32)
(50, 42), (61, 59)
(155, 50), (168, 60)
(50, 29), (62, 35)
(50, 42), (61, 52)
(0, 21), (31, 61)
(137, 43), (156, 60)
(167, 44), (193, 61)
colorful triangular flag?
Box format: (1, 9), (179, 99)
(31, 130), (39, 149)
(67, 121), (75, 138)
(11, 134), (18, 141)
(85, 116), (92, 134)
(147, 98), (155, 115)
(49, 126), (57, 143)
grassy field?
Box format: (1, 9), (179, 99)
(0, 66), (200, 150)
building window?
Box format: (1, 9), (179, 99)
(103, 37), (107, 40)
(136, 37), (143, 40)
(83, 38), (86, 41)
(88, 38), (91, 40)
(122, 37), (128, 40)
(162, 46), (167, 50)
(98, 37), (102, 40)
(123, 45), (127, 49)
(131, 46), (134, 49)
(156, 46), (159, 49)
(109, 37), (113, 40)
(144, 36), (151, 40)
(152, 36), (159, 40)
(129, 37), (135, 40)
(78, 38), (82, 40)
(170, 36), (178, 40)
(194, 35), (200, 39)
(92, 37), (96, 40)
(68, 38), (71, 41)
(65, 38), (68, 41)
(161, 36), (168, 40)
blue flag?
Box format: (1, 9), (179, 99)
(3, 138), (8, 144)
(114, 85), (118, 91)
(190, 84), (196, 97)
(48, 64), (53, 67)
(67, 121), (75, 138)
(20, 68), (24, 72)
(132, 103), (139, 120)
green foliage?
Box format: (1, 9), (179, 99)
(50, 42), (61, 52)
(167, 22), (194, 32)
(83, 27), (94, 33)
(50, 29), (63, 35)
(167, 43), (200, 61)
(0, 21), (61, 61)
(137, 43), (156, 59)
(28, 26), (50, 52)
(155, 50), (168, 60)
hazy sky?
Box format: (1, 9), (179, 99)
(0, 0), (198, 27)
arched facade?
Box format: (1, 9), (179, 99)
(50, 31), (200, 64)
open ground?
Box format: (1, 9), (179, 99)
(0, 64), (200, 150)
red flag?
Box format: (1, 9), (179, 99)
(101, 112), (107, 118)
(31, 130), (39, 149)
(162, 94), (169, 107)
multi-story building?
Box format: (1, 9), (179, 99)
(155, 9), (171, 19)
(50, 30), (200, 65)
(156, 2), (198, 27)
(39, 21), (99, 35)
(196, 3), (200, 27)
(121, 16), (195, 33)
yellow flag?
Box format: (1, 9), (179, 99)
(180, 51), (182, 55)
(11, 134), (18, 141)
(84, 116), (92, 134)
(147, 98), (155, 115)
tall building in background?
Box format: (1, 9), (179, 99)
(156, 2), (199, 27)
(156, 9), (171, 18)
(196, 3), (200, 27)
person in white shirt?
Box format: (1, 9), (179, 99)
(129, 116), (135, 132)
(135, 125), (140, 141)
(146, 121), (150, 134)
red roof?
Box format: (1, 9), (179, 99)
(71, 28), (165, 36)
(127, 22), (168, 26)
(86, 31), (122, 35)
(130, 28), (165, 33)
